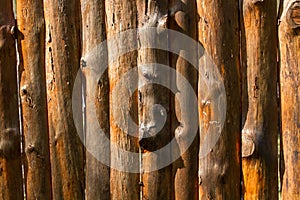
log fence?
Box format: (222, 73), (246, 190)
(0, 0), (299, 199)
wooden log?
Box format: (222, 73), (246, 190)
(197, 0), (241, 199)
(136, 0), (172, 199)
(44, 0), (85, 199)
(0, 1), (23, 198)
(16, 0), (52, 199)
(105, 0), (140, 199)
(80, 0), (110, 199)
(241, 0), (278, 199)
(169, 0), (199, 199)
(279, 0), (300, 199)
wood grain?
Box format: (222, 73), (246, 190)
(17, 0), (52, 199)
(279, 0), (300, 199)
(105, 0), (140, 199)
(197, 0), (241, 199)
(0, 2), (23, 198)
(241, 0), (278, 199)
(136, 0), (173, 199)
(44, 0), (85, 199)
(169, 0), (199, 199)
(81, 0), (110, 199)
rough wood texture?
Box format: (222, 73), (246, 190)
(241, 0), (278, 199)
(169, 0), (199, 199)
(44, 0), (85, 199)
(105, 0), (140, 199)
(136, 0), (173, 199)
(279, 0), (300, 199)
(197, 0), (241, 199)
(0, 2), (23, 198)
(16, 0), (52, 199)
(81, 0), (110, 199)
(0, 0), (14, 26)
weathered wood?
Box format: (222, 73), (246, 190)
(80, 0), (110, 199)
(197, 0), (241, 199)
(105, 0), (140, 199)
(16, 0), (52, 199)
(279, 0), (300, 199)
(0, 0), (14, 26)
(136, 0), (173, 199)
(241, 0), (278, 199)
(0, 1), (23, 198)
(169, 0), (199, 199)
(44, 0), (85, 199)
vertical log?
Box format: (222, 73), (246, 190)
(44, 0), (85, 199)
(241, 0), (278, 199)
(136, 0), (172, 199)
(169, 0), (199, 199)
(80, 0), (110, 199)
(197, 0), (241, 199)
(279, 0), (300, 199)
(105, 0), (140, 199)
(16, 0), (52, 199)
(0, 0), (23, 199)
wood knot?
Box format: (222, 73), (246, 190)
(139, 181), (144, 187)
(80, 58), (87, 68)
(26, 144), (35, 153)
(252, 0), (264, 4)
(281, 1), (300, 28)
(242, 134), (255, 158)
(290, 2), (300, 27)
